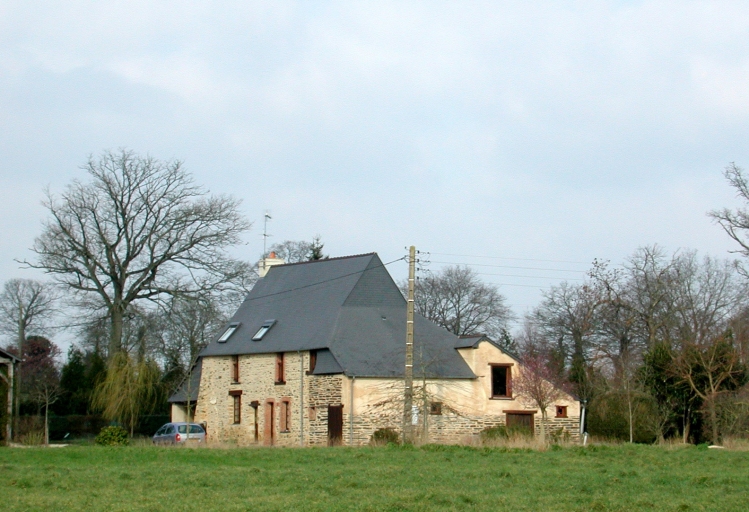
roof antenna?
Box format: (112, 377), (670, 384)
(262, 211), (272, 258)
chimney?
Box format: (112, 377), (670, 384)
(258, 252), (285, 278)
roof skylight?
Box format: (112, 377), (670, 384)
(252, 319), (277, 341)
(217, 323), (240, 343)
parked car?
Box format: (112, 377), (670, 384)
(152, 422), (206, 445)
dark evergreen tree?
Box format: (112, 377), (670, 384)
(57, 347), (89, 415)
(639, 343), (692, 441)
(496, 329), (518, 356)
(309, 235), (327, 261)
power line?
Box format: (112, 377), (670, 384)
(486, 283), (551, 288)
(429, 251), (590, 265)
(428, 260), (587, 274)
(473, 271), (584, 281)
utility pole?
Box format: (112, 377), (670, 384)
(403, 245), (416, 444)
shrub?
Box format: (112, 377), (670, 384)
(587, 392), (657, 443)
(95, 426), (129, 446)
(20, 430), (45, 446)
(480, 425), (533, 444)
(550, 427), (571, 444)
(370, 427), (400, 446)
(481, 425), (510, 442)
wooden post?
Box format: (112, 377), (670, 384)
(403, 246), (416, 444)
(299, 351), (304, 447)
(5, 359), (13, 443)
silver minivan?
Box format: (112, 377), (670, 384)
(152, 422), (206, 445)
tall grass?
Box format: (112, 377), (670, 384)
(1, 443), (748, 511)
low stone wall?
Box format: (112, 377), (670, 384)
(343, 409), (580, 446)
(543, 416), (581, 442)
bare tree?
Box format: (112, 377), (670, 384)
(31, 376), (60, 445)
(23, 149), (252, 357)
(406, 266), (513, 339)
(671, 334), (746, 445)
(670, 252), (743, 348)
(533, 281), (599, 401)
(709, 162), (749, 278)
(513, 354), (568, 443)
(0, 279), (55, 439)
(609, 246), (681, 351)
(156, 296), (226, 394)
(589, 259), (650, 443)
(267, 235), (327, 263)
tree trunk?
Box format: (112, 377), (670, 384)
(540, 411), (547, 444)
(627, 382), (634, 443)
(110, 305), (124, 357)
(14, 322), (24, 442)
(708, 396), (719, 445)
(44, 400), (49, 446)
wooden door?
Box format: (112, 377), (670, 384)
(506, 412), (534, 434)
(327, 405), (344, 446)
(264, 401), (275, 446)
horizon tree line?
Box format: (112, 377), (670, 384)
(3, 152), (749, 446)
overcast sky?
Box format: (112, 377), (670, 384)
(2, 1), (749, 341)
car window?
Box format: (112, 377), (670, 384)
(189, 425), (205, 434)
(166, 425), (175, 434)
(155, 426), (166, 436)
(178, 425), (187, 434)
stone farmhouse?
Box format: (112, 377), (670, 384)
(169, 253), (580, 446)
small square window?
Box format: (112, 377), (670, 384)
(491, 364), (512, 398)
(218, 323), (240, 343)
(252, 319), (277, 341)
(556, 405), (568, 418)
(430, 402), (442, 415)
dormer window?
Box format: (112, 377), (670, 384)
(218, 323), (240, 343)
(252, 319), (277, 341)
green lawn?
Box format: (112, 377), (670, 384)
(1, 443), (747, 511)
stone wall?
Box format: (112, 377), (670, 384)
(196, 353), (303, 446)
(306, 374), (343, 446)
(195, 353), (346, 447)
(344, 408), (579, 446)
(195, 351), (579, 447)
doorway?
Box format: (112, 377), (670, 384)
(505, 412), (534, 435)
(264, 400), (275, 446)
(327, 405), (343, 446)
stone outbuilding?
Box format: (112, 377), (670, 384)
(170, 253), (580, 446)
(0, 346), (19, 443)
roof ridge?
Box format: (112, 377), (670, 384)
(269, 252), (376, 269)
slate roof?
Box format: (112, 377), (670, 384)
(456, 334), (521, 361)
(0, 346), (20, 362)
(168, 359), (202, 403)
(198, 253), (475, 379)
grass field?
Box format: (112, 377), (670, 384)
(1, 443), (748, 511)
